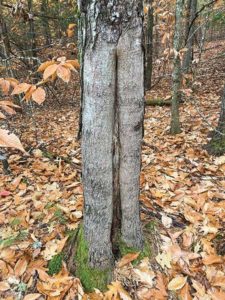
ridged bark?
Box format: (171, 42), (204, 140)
(145, 0), (154, 91)
(80, 0), (144, 270)
(170, 0), (184, 135)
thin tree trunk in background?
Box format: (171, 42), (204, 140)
(184, 0), (192, 42)
(27, 0), (37, 62)
(206, 85), (225, 155)
(183, 0), (197, 73)
(41, 0), (52, 46)
(0, 0), (11, 58)
(145, 0), (154, 91)
(81, 0), (144, 270)
(170, 0), (184, 134)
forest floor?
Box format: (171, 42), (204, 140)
(0, 41), (225, 300)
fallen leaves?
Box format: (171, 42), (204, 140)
(118, 252), (140, 268)
(0, 129), (26, 153)
(168, 276), (187, 291)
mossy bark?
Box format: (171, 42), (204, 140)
(74, 226), (112, 292)
(206, 86), (225, 156)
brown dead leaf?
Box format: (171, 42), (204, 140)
(15, 258), (28, 277)
(118, 252), (140, 268)
(23, 294), (41, 300)
(168, 276), (187, 291)
(0, 281), (10, 291)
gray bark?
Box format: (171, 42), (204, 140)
(27, 0), (37, 62)
(170, 0), (184, 134)
(183, 0), (197, 73)
(145, 0), (154, 91)
(81, 0), (144, 269)
(0, 0), (11, 58)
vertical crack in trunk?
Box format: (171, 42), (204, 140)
(111, 48), (121, 255)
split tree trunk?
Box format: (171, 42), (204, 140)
(170, 0), (184, 135)
(206, 85), (225, 155)
(183, 0), (197, 73)
(80, 0), (144, 270)
(145, 0), (154, 91)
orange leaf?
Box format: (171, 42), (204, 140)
(209, 289), (225, 300)
(66, 59), (80, 70)
(118, 252), (140, 268)
(14, 258), (28, 277)
(202, 255), (223, 265)
(57, 65), (71, 83)
(24, 85), (37, 101)
(0, 112), (6, 119)
(168, 276), (187, 291)
(32, 87), (46, 104)
(43, 64), (58, 80)
(37, 61), (55, 73)
(68, 23), (76, 30)
(0, 79), (10, 95)
(23, 294), (41, 300)
(0, 281), (10, 291)
(0, 129), (27, 153)
(12, 83), (31, 95)
(180, 283), (192, 300)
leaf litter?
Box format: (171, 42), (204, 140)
(0, 42), (225, 299)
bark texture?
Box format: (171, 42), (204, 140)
(183, 0), (197, 73)
(81, 0), (144, 269)
(206, 86), (225, 156)
(145, 0), (154, 91)
(170, 0), (184, 135)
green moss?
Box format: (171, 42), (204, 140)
(48, 253), (64, 275)
(118, 222), (155, 265)
(206, 138), (225, 156)
(74, 226), (112, 292)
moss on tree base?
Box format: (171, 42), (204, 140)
(69, 222), (154, 292)
(74, 226), (112, 292)
(205, 137), (225, 156)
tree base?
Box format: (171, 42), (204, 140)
(205, 137), (225, 156)
(73, 226), (112, 292)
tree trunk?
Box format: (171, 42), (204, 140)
(206, 86), (225, 156)
(41, 0), (52, 46)
(80, 0), (144, 274)
(0, 0), (11, 58)
(170, 0), (184, 135)
(183, 0), (197, 73)
(145, 0), (154, 91)
(27, 0), (37, 63)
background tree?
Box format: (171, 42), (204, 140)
(145, 0), (154, 90)
(206, 85), (225, 155)
(183, 0), (198, 73)
(170, 0), (184, 134)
